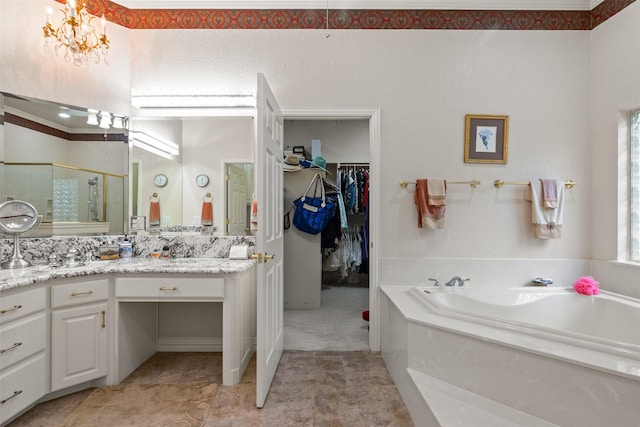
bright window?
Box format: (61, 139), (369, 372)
(630, 110), (640, 261)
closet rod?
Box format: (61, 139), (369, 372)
(337, 162), (369, 167)
(493, 179), (578, 189)
(399, 179), (480, 188)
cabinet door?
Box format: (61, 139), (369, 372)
(51, 302), (108, 391)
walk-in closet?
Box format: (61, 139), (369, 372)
(282, 119), (371, 351)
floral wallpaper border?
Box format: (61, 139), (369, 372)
(70, 0), (635, 30)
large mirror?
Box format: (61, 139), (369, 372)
(1, 92), (257, 237)
(1, 92), (129, 236)
(130, 116), (254, 236)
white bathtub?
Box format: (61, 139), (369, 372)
(413, 286), (640, 361)
(381, 285), (640, 427)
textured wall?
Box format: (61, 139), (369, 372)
(130, 29), (591, 260)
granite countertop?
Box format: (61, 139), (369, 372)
(0, 257), (256, 293)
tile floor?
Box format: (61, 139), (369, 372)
(7, 351), (414, 427)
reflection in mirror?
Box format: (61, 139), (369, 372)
(225, 162), (254, 236)
(129, 118), (183, 231)
(1, 92), (128, 237)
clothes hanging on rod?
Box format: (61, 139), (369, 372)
(338, 164), (369, 215)
(322, 163), (370, 280)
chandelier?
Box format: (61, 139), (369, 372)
(42, 0), (109, 66)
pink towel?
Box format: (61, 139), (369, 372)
(414, 179), (446, 229)
(540, 179), (558, 208)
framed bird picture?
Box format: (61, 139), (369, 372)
(464, 114), (509, 164)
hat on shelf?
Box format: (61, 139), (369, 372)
(283, 154), (303, 172)
(310, 156), (330, 174)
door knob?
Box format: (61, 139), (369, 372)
(250, 253), (275, 263)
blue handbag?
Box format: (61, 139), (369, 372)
(293, 173), (337, 235)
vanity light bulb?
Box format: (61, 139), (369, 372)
(99, 112), (112, 129)
(87, 113), (99, 126)
(112, 116), (124, 129)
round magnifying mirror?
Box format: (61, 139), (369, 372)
(0, 200), (42, 269)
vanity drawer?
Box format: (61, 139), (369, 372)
(0, 313), (46, 371)
(0, 287), (46, 326)
(0, 353), (46, 425)
(116, 277), (224, 299)
(51, 279), (110, 309)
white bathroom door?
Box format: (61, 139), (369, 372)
(255, 73), (284, 408)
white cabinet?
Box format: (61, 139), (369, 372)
(0, 287), (46, 426)
(50, 279), (109, 392)
(114, 271), (256, 386)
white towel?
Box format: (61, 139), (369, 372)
(525, 180), (564, 239)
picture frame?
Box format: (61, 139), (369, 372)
(464, 114), (509, 164)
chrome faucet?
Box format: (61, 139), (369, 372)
(65, 248), (78, 266)
(445, 276), (470, 287)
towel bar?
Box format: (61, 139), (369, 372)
(399, 180), (480, 188)
(493, 180), (578, 189)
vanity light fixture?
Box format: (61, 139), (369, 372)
(130, 130), (180, 159)
(42, 0), (110, 66)
(131, 93), (257, 117)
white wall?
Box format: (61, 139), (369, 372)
(590, 2), (640, 296)
(284, 119), (369, 163)
(7, 1), (640, 295)
(131, 29), (591, 262)
(0, 0), (131, 116)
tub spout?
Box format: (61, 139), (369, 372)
(446, 276), (470, 287)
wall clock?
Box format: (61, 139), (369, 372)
(196, 174), (210, 187)
(154, 174), (168, 187)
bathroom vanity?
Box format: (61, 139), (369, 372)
(0, 258), (256, 426)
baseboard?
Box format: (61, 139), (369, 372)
(157, 337), (222, 352)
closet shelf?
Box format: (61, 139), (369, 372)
(399, 179), (480, 188)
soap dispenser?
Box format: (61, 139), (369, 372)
(119, 235), (133, 258)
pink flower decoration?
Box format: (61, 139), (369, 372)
(573, 276), (600, 295)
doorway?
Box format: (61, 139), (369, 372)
(280, 108), (381, 352)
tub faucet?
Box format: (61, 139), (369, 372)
(445, 276), (470, 287)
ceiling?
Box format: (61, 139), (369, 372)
(114, 0), (605, 11)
